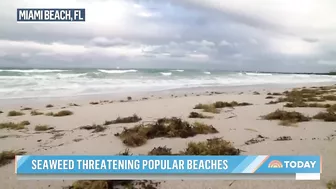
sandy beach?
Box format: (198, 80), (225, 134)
(0, 83), (336, 189)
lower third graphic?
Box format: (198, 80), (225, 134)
(268, 160), (283, 168)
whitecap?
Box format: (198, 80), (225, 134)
(170, 69), (184, 72)
(98, 69), (138, 74)
(204, 71), (211, 75)
(160, 72), (172, 76)
(245, 72), (272, 76)
(0, 69), (68, 73)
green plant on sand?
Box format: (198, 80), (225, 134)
(115, 117), (218, 147)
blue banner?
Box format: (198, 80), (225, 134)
(15, 155), (321, 174)
(17, 9), (85, 22)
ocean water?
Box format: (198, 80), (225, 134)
(0, 68), (335, 99)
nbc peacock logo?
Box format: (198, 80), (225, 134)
(268, 160), (283, 168)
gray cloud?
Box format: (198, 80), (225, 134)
(0, 0), (335, 72)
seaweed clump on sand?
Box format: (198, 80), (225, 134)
(313, 111), (336, 122)
(194, 101), (252, 114)
(147, 137), (240, 156)
(68, 149), (161, 189)
(188, 112), (213, 119)
(261, 109), (311, 126)
(104, 114), (142, 125)
(0, 150), (26, 167)
(115, 117), (218, 147)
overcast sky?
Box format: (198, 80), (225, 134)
(0, 0), (336, 72)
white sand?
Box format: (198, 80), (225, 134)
(0, 84), (335, 189)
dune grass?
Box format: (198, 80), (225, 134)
(7, 111), (25, 117)
(115, 117), (218, 147)
(188, 112), (213, 119)
(0, 150), (26, 167)
(104, 114), (142, 125)
(262, 109), (311, 126)
(35, 125), (54, 131)
(31, 110), (43, 116)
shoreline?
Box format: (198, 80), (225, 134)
(0, 82), (335, 108)
(0, 82), (335, 189)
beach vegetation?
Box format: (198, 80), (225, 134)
(89, 102), (99, 105)
(148, 146), (173, 155)
(0, 111), (3, 114)
(245, 135), (267, 145)
(262, 109), (311, 125)
(194, 101), (252, 114)
(7, 111), (25, 117)
(313, 112), (336, 122)
(21, 107), (32, 110)
(20, 120), (30, 125)
(69, 103), (80, 107)
(148, 138), (240, 156)
(46, 104), (54, 108)
(0, 150), (26, 167)
(266, 101), (279, 105)
(327, 104), (336, 113)
(35, 125), (54, 131)
(127, 96), (132, 101)
(182, 137), (240, 155)
(275, 136), (292, 141)
(80, 124), (107, 133)
(188, 112), (213, 119)
(253, 91), (260, 95)
(266, 96), (275, 99)
(31, 110), (43, 116)
(284, 102), (331, 108)
(45, 112), (54, 116)
(104, 114), (142, 125)
(115, 117), (218, 147)
(53, 110), (73, 117)
(327, 180), (336, 189)
(322, 95), (336, 101)
(0, 122), (27, 130)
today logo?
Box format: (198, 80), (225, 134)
(268, 160), (317, 169)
